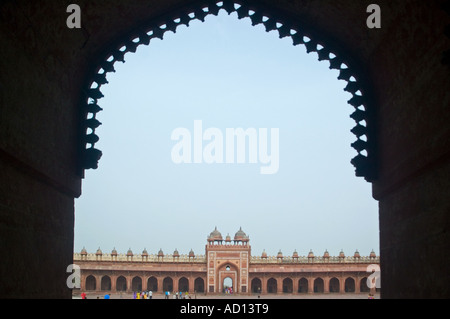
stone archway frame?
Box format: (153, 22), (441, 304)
(78, 0), (378, 182)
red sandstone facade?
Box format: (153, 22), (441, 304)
(74, 228), (380, 296)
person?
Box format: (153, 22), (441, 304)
(81, 292), (86, 299)
(104, 293), (110, 299)
(149, 290), (152, 299)
(165, 290), (169, 299)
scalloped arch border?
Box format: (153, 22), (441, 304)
(78, 0), (378, 182)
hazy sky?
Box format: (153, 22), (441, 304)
(74, 10), (379, 259)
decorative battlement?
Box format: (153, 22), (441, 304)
(251, 255), (379, 264)
(73, 251), (378, 264)
(74, 252), (206, 263)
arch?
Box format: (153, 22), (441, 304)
(79, 0), (377, 183)
(345, 277), (356, 293)
(251, 278), (262, 294)
(147, 276), (158, 292)
(116, 276), (127, 292)
(194, 277), (205, 293)
(132, 276), (142, 291)
(329, 277), (340, 293)
(101, 275), (111, 291)
(223, 277), (233, 293)
(179, 277), (189, 292)
(85, 275), (96, 291)
(298, 278), (308, 293)
(163, 277), (173, 292)
(360, 277), (370, 293)
(267, 278), (277, 294)
(313, 278), (324, 293)
(282, 278), (293, 293)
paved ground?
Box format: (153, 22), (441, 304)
(74, 292), (380, 299)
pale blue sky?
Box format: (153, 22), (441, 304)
(74, 11), (379, 258)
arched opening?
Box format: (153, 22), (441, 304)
(74, 0), (379, 264)
(329, 277), (340, 293)
(116, 276), (127, 292)
(267, 278), (277, 294)
(85, 275), (96, 291)
(163, 277), (173, 292)
(282, 278), (293, 293)
(314, 278), (324, 293)
(251, 278), (262, 294)
(345, 277), (355, 293)
(298, 278), (308, 293)
(194, 277), (205, 293)
(223, 277), (233, 294)
(132, 276), (142, 291)
(147, 276), (158, 292)
(101, 275), (111, 291)
(179, 277), (189, 292)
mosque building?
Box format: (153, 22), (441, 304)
(73, 227), (380, 295)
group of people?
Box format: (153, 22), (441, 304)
(224, 287), (234, 294)
(164, 291), (192, 299)
(133, 291), (153, 299)
(80, 292), (110, 299)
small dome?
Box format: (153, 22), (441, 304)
(339, 250), (345, 258)
(308, 250), (314, 258)
(158, 248), (164, 257)
(225, 233), (231, 242)
(277, 250), (283, 258)
(173, 248), (179, 257)
(293, 250), (299, 258)
(127, 248), (133, 256)
(354, 250), (360, 258)
(323, 249), (330, 258)
(208, 227), (223, 241)
(111, 247), (117, 256)
(234, 227), (249, 241)
(261, 249), (268, 258)
(370, 249), (377, 258)
(189, 249), (195, 257)
(96, 247), (103, 255)
(81, 247), (87, 255)
(142, 248), (148, 256)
